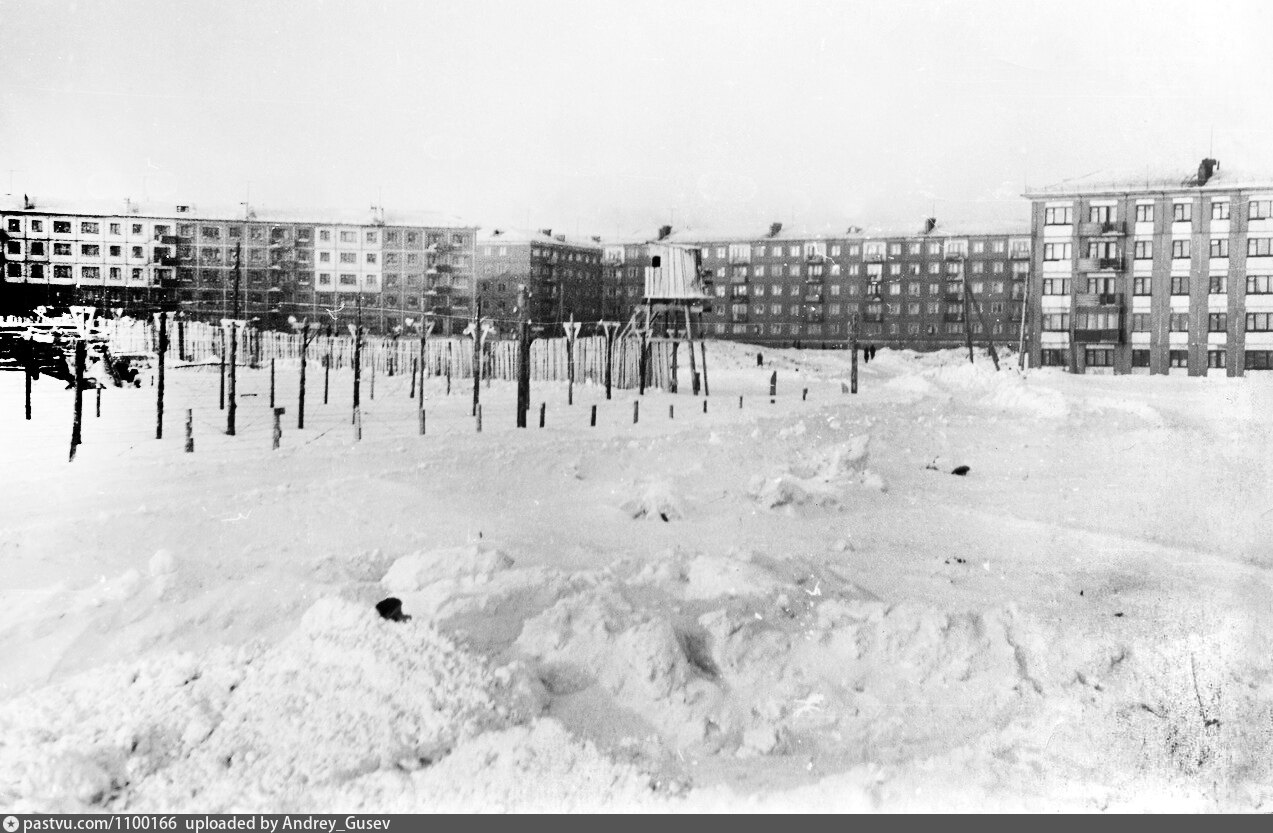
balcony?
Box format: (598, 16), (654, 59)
(804, 273), (825, 284)
(1073, 327), (1122, 344)
(804, 292), (823, 303)
(863, 311), (884, 323)
(1079, 220), (1126, 237)
(805, 252), (827, 264)
(154, 234), (180, 245)
(944, 293), (964, 303)
(433, 263), (454, 273)
(729, 289), (749, 300)
(1077, 257), (1123, 272)
(805, 308), (824, 323)
(154, 256), (180, 267)
(1010, 248), (1032, 260)
(729, 255), (751, 266)
(944, 251), (966, 261)
(729, 272), (749, 284)
(864, 252), (886, 263)
(944, 312), (966, 323)
(730, 311), (749, 323)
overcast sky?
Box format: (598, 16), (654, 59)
(3, 0), (1272, 236)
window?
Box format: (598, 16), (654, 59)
(132, 246), (144, 259)
(1088, 205), (1113, 223)
(1041, 349), (1067, 367)
(1210, 238), (1229, 258)
(1042, 313), (1070, 331)
(1135, 204), (1154, 223)
(1169, 313), (1189, 332)
(1209, 275), (1227, 294)
(1132, 313), (1151, 332)
(201, 226), (221, 240)
(108, 222), (120, 235)
(81, 221), (99, 234)
(1173, 203), (1192, 223)
(1041, 277), (1070, 295)
(1248, 238), (1273, 257)
(889, 243), (902, 256)
(1044, 206), (1074, 225)
(317, 273), (332, 285)
(109, 245), (121, 257)
(1247, 275), (1273, 294)
(1212, 201), (1230, 220)
(5, 218), (18, 232)
(81, 244), (100, 257)
(1086, 348), (1114, 367)
(1132, 276), (1151, 295)
(81, 266), (100, 280)
(1246, 351), (1273, 370)
(1246, 312), (1273, 331)
(54, 221), (71, 233)
(1134, 241), (1152, 260)
(366, 231), (378, 244)
(1208, 350), (1227, 369)
(339, 252), (357, 263)
(108, 267), (121, 281)
(1043, 242), (1072, 261)
(54, 265), (71, 279)
(366, 253), (377, 264)
(1171, 275), (1189, 295)
(339, 274), (357, 285)
(1172, 240), (1190, 259)
(1208, 312), (1228, 332)
(53, 242), (72, 256)
(29, 241), (44, 256)
(1169, 350), (1188, 368)
(1249, 200), (1273, 220)
(1131, 349), (1150, 368)
(5, 240), (18, 254)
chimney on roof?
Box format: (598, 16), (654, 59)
(657, 224), (672, 241)
(769, 222), (783, 238)
(555, 234), (566, 242)
(924, 217), (937, 234)
(23, 194), (33, 210)
(491, 228), (503, 237)
(846, 225), (862, 234)
(1197, 158), (1219, 186)
(540, 228), (552, 237)
(591, 235), (601, 243)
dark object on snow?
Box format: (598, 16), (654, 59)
(951, 465), (970, 476)
(375, 597), (411, 622)
(756, 353), (764, 366)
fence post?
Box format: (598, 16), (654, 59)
(269, 358), (275, 408)
(185, 408), (193, 453)
(156, 313), (167, 440)
(591, 404), (596, 427)
(418, 406), (426, 436)
(633, 400), (639, 424)
(25, 370), (32, 421)
(96, 386), (101, 418)
(539, 402), (545, 428)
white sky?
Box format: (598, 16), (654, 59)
(3, 0), (1272, 236)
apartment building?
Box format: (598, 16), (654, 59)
(668, 221), (1029, 348)
(475, 229), (605, 330)
(0, 197), (476, 335)
(1024, 158), (1273, 375)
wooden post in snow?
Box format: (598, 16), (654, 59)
(769, 370), (777, 397)
(961, 276), (976, 365)
(156, 312), (167, 439)
(185, 408), (193, 453)
(324, 330), (331, 405)
(600, 321), (616, 400)
(269, 358), (275, 408)
(272, 407), (285, 450)
(352, 299), (363, 425)
(219, 327), (226, 411)
(684, 306), (699, 396)
(24, 369), (31, 421)
(409, 357), (416, 399)
(470, 301), (482, 416)
(517, 286), (531, 428)
(226, 320), (238, 436)
(700, 341), (710, 397)
(69, 339), (85, 462)
(297, 321), (312, 430)
(670, 340), (679, 394)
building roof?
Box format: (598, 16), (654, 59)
(1024, 161), (1273, 198)
(477, 227), (603, 250)
(659, 219), (1026, 245)
(0, 196), (474, 229)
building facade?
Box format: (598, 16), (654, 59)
(666, 221), (1029, 349)
(476, 229), (605, 331)
(1024, 159), (1273, 375)
(0, 198), (476, 335)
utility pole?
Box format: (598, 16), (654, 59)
(352, 295), (363, 425)
(156, 312), (167, 439)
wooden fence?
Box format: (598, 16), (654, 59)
(104, 320), (682, 391)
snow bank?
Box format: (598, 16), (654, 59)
(0, 598), (544, 813)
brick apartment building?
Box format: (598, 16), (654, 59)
(1024, 158), (1273, 375)
(475, 228), (605, 332)
(0, 197), (476, 335)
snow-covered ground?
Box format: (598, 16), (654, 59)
(1, 342), (1271, 812)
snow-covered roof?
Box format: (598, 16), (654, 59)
(477, 227), (603, 251)
(663, 222), (866, 245)
(1025, 162), (1273, 198)
(0, 196), (474, 229)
